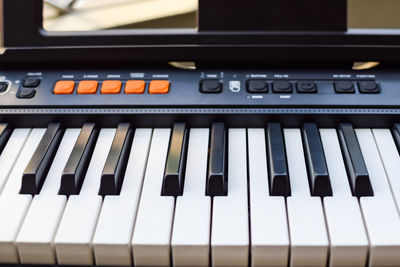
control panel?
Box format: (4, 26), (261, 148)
(0, 68), (396, 108)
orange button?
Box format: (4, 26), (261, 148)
(125, 80), (145, 94)
(77, 80), (98, 94)
(149, 80), (169, 94)
(101, 80), (122, 94)
(53, 80), (75, 94)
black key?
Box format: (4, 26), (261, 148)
(20, 123), (63, 195)
(206, 123), (227, 196)
(392, 123), (400, 153)
(98, 123), (133, 196)
(266, 123), (291, 196)
(0, 124), (11, 155)
(161, 123), (188, 196)
(302, 123), (332, 197)
(59, 123), (98, 195)
(338, 123), (373, 197)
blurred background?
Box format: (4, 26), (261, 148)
(41, 0), (400, 31)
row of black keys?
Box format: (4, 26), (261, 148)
(2, 122), (400, 198)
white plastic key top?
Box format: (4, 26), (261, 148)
(0, 128), (43, 263)
(211, 129), (249, 267)
(92, 129), (152, 266)
(132, 128), (173, 267)
(16, 129), (80, 264)
(320, 129), (368, 267)
(54, 128), (115, 265)
(372, 129), (400, 211)
(284, 128), (329, 267)
(0, 129), (31, 194)
(356, 129), (400, 266)
(171, 129), (211, 267)
(247, 128), (289, 267)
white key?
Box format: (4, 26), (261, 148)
(356, 129), (400, 266)
(372, 129), (400, 211)
(284, 128), (329, 267)
(211, 129), (249, 267)
(92, 129), (152, 266)
(54, 128), (116, 265)
(247, 128), (289, 267)
(320, 129), (368, 267)
(171, 129), (211, 267)
(0, 129), (31, 194)
(132, 128), (173, 267)
(0, 128), (44, 263)
(16, 129), (80, 264)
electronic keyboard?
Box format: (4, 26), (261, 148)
(0, 67), (400, 267)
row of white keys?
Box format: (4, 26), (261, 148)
(171, 129), (211, 267)
(16, 129), (80, 264)
(54, 128), (116, 265)
(356, 129), (400, 266)
(284, 128), (329, 267)
(132, 128), (173, 266)
(211, 128), (249, 267)
(320, 129), (368, 267)
(0, 128), (45, 263)
(247, 129), (289, 267)
(92, 128), (152, 266)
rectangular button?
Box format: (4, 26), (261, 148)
(162, 123), (188, 196)
(149, 80), (169, 94)
(302, 123), (332, 197)
(20, 123), (63, 195)
(267, 123), (291, 196)
(125, 80), (145, 94)
(77, 81), (98, 94)
(53, 81), (75, 94)
(206, 123), (227, 196)
(99, 123), (133, 196)
(101, 80), (121, 94)
(59, 123), (98, 195)
(338, 123), (373, 197)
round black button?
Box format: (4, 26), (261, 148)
(358, 81), (379, 93)
(0, 82), (8, 93)
(247, 80), (268, 93)
(297, 81), (317, 93)
(273, 81), (293, 93)
(334, 81), (355, 93)
(17, 88), (36, 98)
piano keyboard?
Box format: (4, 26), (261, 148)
(0, 122), (400, 267)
